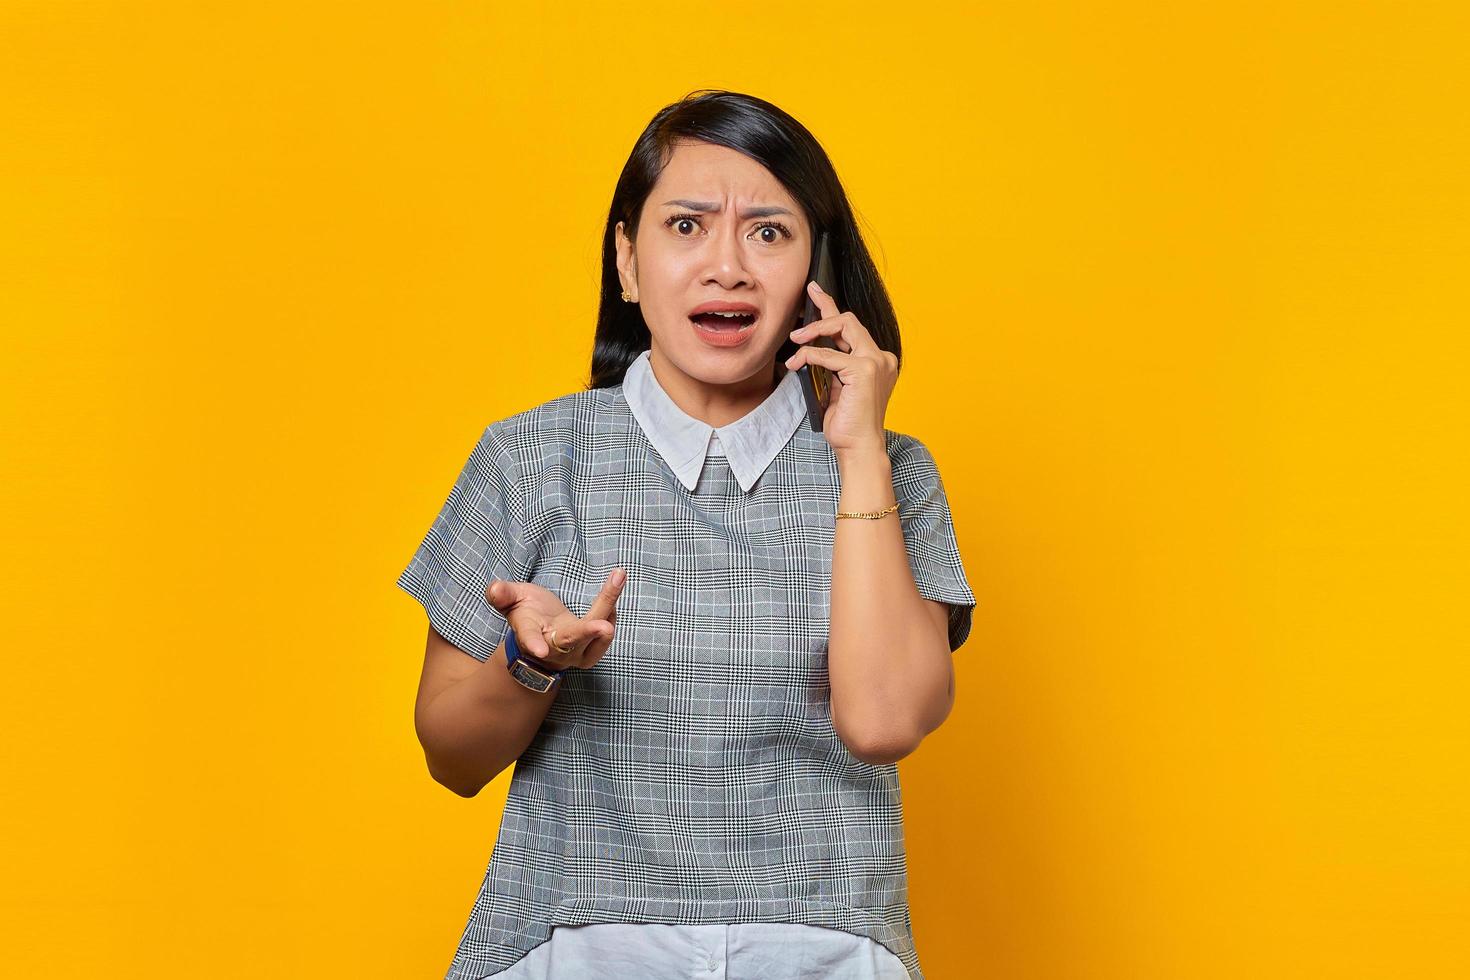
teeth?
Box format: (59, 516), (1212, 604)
(702, 311), (752, 318)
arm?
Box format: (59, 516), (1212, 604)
(781, 281), (973, 766)
(413, 625), (558, 797)
(828, 443), (955, 765)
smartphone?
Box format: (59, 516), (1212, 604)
(793, 230), (840, 433)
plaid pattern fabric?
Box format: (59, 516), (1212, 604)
(397, 359), (978, 980)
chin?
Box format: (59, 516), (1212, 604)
(687, 357), (755, 382)
(671, 350), (764, 385)
(657, 325), (782, 375)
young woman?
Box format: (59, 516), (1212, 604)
(399, 89), (977, 980)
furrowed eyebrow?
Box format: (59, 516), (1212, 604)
(660, 199), (795, 220)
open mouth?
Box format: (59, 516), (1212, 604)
(689, 309), (759, 347)
(688, 311), (758, 331)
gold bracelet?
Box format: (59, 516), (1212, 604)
(835, 501), (901, 521)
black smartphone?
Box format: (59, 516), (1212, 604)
(793, 230), (840, 433)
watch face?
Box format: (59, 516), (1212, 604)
(509, 660), (556, 693)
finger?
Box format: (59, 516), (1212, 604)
(489, 581), (549, 656)
(538, 617), (595, 658)
(784, 343), (854, 375)
(485, 578), (525, 612)
(575, 601), (618, 668)
(806, 279), (841, 319)
(540, 617), (615, 671)
(579, 621), (616, 669)
(797, 311), (883, 358)
(585, 567), (628, 622)
(580, 610), (617, 662)
(511, 618), (550, 658)
(524, 622), (570, 662)
(578, 618), (616, 661)
(790, 320), (852, 354)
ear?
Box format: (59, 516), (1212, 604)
(614, 221), (638, 300)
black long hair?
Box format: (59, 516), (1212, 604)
(587, 89), (903, 391)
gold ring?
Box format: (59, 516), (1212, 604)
(547, 627), (575, 655)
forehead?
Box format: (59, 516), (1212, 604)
(651, 140), (797, 206)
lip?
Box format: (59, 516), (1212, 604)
(689, 301), (760, 317)
(690, 313), (759, 348)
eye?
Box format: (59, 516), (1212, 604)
(663, 213), (795, 244)
(753, 221), (794, 244)
(665, 213), (702, 236)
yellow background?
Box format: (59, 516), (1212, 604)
(3, 2), (1466, 977)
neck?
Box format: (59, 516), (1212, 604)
(647, 349), (784, 428)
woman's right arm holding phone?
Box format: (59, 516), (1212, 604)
(413, 569), (626, 797)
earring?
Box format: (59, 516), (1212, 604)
(621, 290), (633, 302)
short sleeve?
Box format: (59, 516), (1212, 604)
(396, 425), (535, 662)
(889, 433), (979, 652)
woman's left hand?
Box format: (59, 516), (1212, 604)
(783, 279), (897, 457)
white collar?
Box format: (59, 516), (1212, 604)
(622, 349), (807, 492)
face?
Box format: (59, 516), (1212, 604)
(615, 139), (812, 390)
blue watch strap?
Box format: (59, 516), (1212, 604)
(504, 627), (565, 685)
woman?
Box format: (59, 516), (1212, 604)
(398, 90), (977, 980)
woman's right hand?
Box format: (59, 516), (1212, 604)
(485, 568), (627, 672)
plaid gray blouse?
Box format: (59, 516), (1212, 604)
(397, 351), (978, 979)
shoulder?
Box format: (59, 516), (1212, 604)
(882, 429), (958, 511)
(882, 428), (939, 473)
(481, 388), (615, 445)
(480, 385), (619, 474)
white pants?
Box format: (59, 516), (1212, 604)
(484, 921), (913, 979)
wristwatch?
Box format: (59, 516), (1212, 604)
(503, 628), (564, 694)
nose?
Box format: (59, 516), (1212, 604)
(700, 223), (753, 290)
